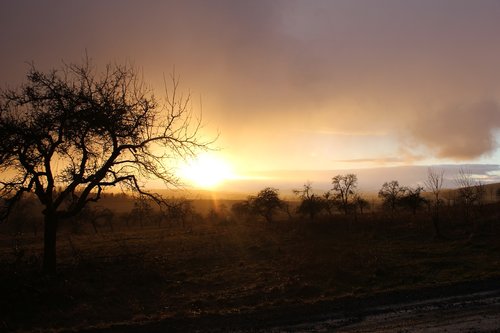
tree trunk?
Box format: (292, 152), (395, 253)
(432, 213), (442, 239)
(43, 214), (58, 274)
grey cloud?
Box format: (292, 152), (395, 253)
(2, 1), (500, 163)
(410, 101), (500, 159)
(333, 157), (406, 164)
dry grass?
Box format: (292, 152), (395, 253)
(0, 206), (499, 332)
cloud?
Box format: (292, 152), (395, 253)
(409, 100), (500, 159)
(334, 157), (406, 164)
(2, 1), (500, 167)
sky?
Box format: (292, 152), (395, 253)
(1, 0), (500, 192)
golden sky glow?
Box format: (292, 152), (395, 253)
(178, 152), (237, 189)
(1, 1), (500, 190)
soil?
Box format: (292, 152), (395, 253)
(1, 206), (499, 333)
(73, 278), (500, 332)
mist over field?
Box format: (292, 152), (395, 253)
(218, 164), (500, 194)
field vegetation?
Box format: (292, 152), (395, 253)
(1, 182), (499, 332)
(1, 58), (499, 332)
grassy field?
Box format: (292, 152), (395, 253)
(0, 203), (499, 332)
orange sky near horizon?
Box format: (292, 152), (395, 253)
(1, 1), (500, 191)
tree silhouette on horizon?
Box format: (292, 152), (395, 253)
(0, 58), (212, 273)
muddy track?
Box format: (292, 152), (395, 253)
(259, 289), (500, 332)
(76, 277), (500, 333)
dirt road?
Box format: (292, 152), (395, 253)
(81, 279), (500, 333)
(259, 289), (500, 332)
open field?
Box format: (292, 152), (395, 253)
(1, 202), (499, 332)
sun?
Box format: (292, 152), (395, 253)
(178, 152), (235, 189)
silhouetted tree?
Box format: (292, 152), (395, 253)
(354, 195), (370, 214)
(455, 168), (485, 234)
(322, 191), (336, 216)
(163, 197), (193, 227)
(294, 182), (324, 221)
(4, 195), (41, 235)
(378, 180), (405, 214)
(249, 187), (284, 223)
(424, 168), (445, 238)
(0, 59), (210, 273)
(399, 186), (427, 215)
(231, 201), (252, 218)
(207, 203), (229, 224)
(331, 174), (358, 214)
(130, 199), (154, 228)
(74, 205), (114, 234)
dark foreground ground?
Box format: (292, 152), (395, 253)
(80, 278), (500, 332)
(249, 280), (500, 333)
(1, 208), (499, 332)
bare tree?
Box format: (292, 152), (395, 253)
(424, 168), (444, 238)
(353, 194), (370, 214)
(399, 186), (427, 215)
(231, 200), (252, 219)
(322, 191), (336, 216)
(74, 205), (114, 234)
(378, 180), (405, 214)
(0, 59), (211, 273)
(331, 174), (358, 214)
(130, 198), (154, 228)
(455, 168), (485, 235)
(249, 187), (285, 223)
(293, 182), (324, 221)
(164, 197), (194, 227)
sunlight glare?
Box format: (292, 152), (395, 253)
(179, 152), (235, 189)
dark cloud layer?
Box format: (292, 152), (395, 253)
(410, 101), (500, 159)
(1, 0), (500, 165)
